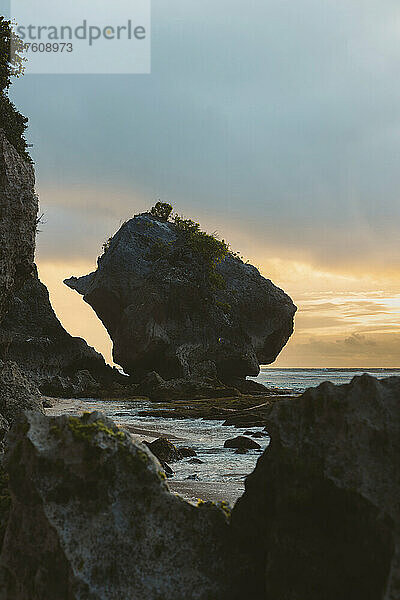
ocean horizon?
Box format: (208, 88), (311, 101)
(253, 367), (400, 393)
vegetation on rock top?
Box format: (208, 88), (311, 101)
(103, 201), (240, 289)
(0, 17), (30, 161)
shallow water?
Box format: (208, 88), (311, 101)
(47, 368), (399, 504)
(253, 367), (400, 393)
(47, 397), (269, 505)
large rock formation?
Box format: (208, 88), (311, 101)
(231, 374), (400, 600)
(0, 271), (135, 398)
(0, 410), (231, 600)
(0, 130), (43, 443)
(65, 213), (296, 383)
(0, 129), (37, 323)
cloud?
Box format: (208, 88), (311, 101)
(9, 0), (400, 276)
(8, 0), (400, 367)
(342, 333), (376, 347)
(275, 330), (400, 367)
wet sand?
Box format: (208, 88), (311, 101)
(168, 480), (243, 506)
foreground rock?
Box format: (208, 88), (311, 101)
(0, 361), (43, 449)
(0, 272), (136, 398)
(231, 375), (400, 600)
(65, 212), (296, 383)
(0, 411), (231, 600)
(0, 130), (37, 323)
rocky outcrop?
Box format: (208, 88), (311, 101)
(0, 271), (136, 398)
(0, 129), (37, 323)
(65, 213), (296, 383)
(144, 437), (183, 463)
(0, 411), (231, 600)
(230, 375), (400, 600)
(135, 370), (241, 401)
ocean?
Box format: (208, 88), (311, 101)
(252, 367), (400, 393)
(47, 368), (399, 505)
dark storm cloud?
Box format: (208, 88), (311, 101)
(9, 0), (400, 272)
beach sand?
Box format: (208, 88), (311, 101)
(167, 480), (243, 505)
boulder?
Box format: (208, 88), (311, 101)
(178, 447), (197, 458)
(230, 375), (400, 600)
(0, 130), (37, 324)
(0, 411), (231, 599)
(64, 212), (296, 383)
(0, 272), (136, 398)
(162, 462), (174, 478)
(145, 438), (183, 463)
(251, 431), (267, 439)
(224, 436), (261, 450)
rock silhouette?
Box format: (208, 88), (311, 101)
(65, 212), (296, 384)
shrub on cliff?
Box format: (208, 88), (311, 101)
(147, 202), (230, 288)
(0, 17), (30, 161)
(150, 201), (173, 221)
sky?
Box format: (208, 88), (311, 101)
(7, 0), (400, 367)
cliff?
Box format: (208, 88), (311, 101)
(0, 270), (134, 398)
(0, 130), (43, 434)
(0, 131), (133, 399)
(0, 129), (37, 323)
